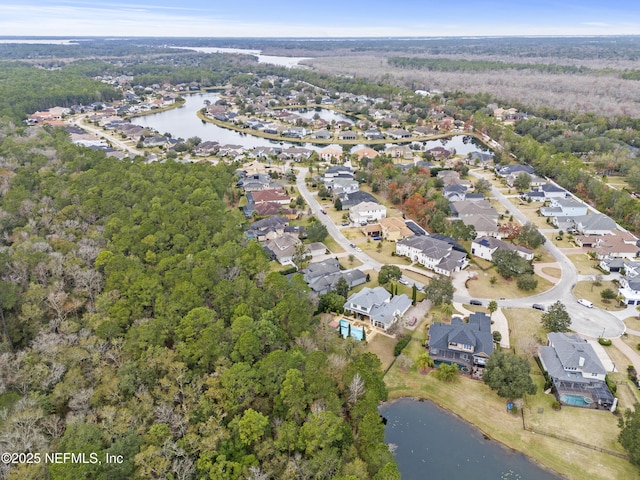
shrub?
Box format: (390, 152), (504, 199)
(393, 335), (412, 356)
(598, 337), (612, 346)
(551, 401), (561, 411)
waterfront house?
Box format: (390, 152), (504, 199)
(427, 313), (494, 369)
(538, 333), (614, 409)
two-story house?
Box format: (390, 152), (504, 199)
(540, 198), (588, 217)
(349, 201), (387, 224)
(427, 312), (494, 369)
(471, 236), (534, 262)
(396, 235), (468, 276)
(343, 287), (412, 331)
(538, 333), (614, 409)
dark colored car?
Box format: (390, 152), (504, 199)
(532, 303), (545, 311)
(469, 299), (482, 306)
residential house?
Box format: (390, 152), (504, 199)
(249, 188), (291, 205)
(571, 214), (617, 236)
(617, 259), (640, 304)
(443, 183), (467, 202)
(385, 145), (413, 159)
(238, 173), (272, 192)
(194, 141), (220, 156)
(248, 202), (297, 219)
(279, 147), (313, 162)
(324, 165), (353, 180)
(540, 198), (589, 217)
(449, 200), (499, 221)
(496, 164), (534, 177)
(462, 215), (499, 239)
(338, 131), (358, 141)
(263, 233), (302, 265)
(311, 129), (332, 139)
(425, 146), (452, 161)
(343, 286), (412, 331)
(386, 128), (412, 139)
(471, 236), (534, 262)
(330, 178), (360, 196)
(396, 235), (468, 276)
(538, 333), (615, 409)
(506, 173), (546, 189)
(427, 313), (494, 369)
(349, 201), (387, 224)
(538, 183), (568, 199)
(339, 191), (380, 209)
(437, 170), (461, 186)
(578, 230), (639, 260)
(301, 258), (366, 294)
(319, 146), (342, 163)
(353, 147), (379, 161)
(379, 217), (413, 241)
(468, 151), (494, 165)
(364, 129), (385, 141)
(246, 215), (289, 241)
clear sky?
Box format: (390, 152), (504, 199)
(1, 1), (640, 37)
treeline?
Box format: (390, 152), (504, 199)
(0, 62), (121, 121)
(0, 123), (398, 479)
(388, 56), (593, 75)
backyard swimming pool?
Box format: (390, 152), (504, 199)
(560, 393), (593, 407)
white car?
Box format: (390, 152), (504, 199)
(399, 278), (409, 285)
(577, 298), (594, 308)
(355, 247), (362, 252)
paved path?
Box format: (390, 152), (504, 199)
(612, 337), (640, 375)
(533, 262), (561, 284)
(469, 169), (626, 339)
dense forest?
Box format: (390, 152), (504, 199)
(0, 123), (398, 479)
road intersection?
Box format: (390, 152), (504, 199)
(297, 166), (628, 340)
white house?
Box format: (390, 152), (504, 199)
(396, 235), (468, 276)
(343, 286), (412, 331)
(538, 333), (614, 409)
(349, 201), (387, 224)
(540, 198), (589, 217)
(471, 236), (534, 262)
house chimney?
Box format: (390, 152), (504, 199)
(579, 357), (585, 367)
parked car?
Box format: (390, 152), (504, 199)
(341, 222), (349, 226)
(532, 304), (545, 311)
(355, 247), (362, 252)
(320, 209), (327, 214)
(349, 243), (356, 248)
(469, 299), (483, 306)
(577, 298), (594, 308)
(399, 278), (409, 285)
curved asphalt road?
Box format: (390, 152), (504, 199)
(298, 164), (626, 339)
(467, 170), (625, 338)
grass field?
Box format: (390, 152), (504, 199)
(541, 266), (562, 278)
(503, 307), (547, 355)
(379, 305), (639, 480)
(567, 253), (602, 275)
(573, 280), (626, 311)
(466, 270), (554, 299)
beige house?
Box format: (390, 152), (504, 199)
(379, 217), (413, 241)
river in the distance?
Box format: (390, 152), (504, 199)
(381, 398), (562, 480)
(132, 92), (487, 156)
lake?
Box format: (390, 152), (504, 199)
(171, 46), (310, 68)
(380, 398), (562, 480)
(132, 91), (488, 155)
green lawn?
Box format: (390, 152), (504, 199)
(572, 280), (625, 311)
(466, 270), (554, 299)
(502, 307), (547, 356)
(380, 304), (638, 480)
(567, 254), (602, 275)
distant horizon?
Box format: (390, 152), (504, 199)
(1, 34), (639, 40)
(2, 1), (639, 38)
